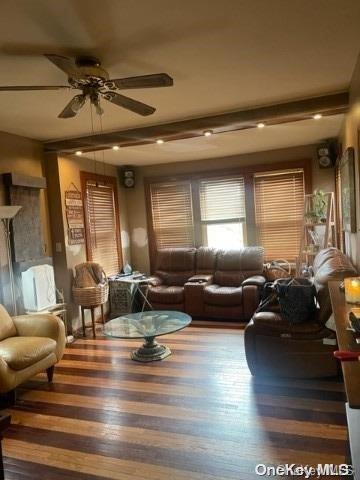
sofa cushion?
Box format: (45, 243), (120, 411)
(313, 248), (357, 324)
(0, 305), (16, 341)
(0, 336), (57, 370)
(155, 248), (196, 272)
(154, 271), (194, 286)
(253, 312), (326, 336)
(195, 247), (217, 274)
(204, 285), (243, 306)
(217, 247), (264, 271)
(214, 247), (264, 286)
(148, 286), (184, 304)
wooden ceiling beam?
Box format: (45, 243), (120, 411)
(44, 91), (348, 153)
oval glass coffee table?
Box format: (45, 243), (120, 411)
(104, 311), (192, 362)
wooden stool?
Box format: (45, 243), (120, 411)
(81, 304), (105, 338)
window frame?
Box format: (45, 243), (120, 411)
(144, 159), (312, 271)
(253, 168), (306, 262)
(81, 171), (123, 276)
(198, 175), (247, 248)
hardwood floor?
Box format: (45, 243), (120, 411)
(1, 324), (349, 479)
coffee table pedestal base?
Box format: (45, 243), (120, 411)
(131, 337), (171, 362)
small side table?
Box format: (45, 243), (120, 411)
(0, 415), (10, 480)
(109, 274), (152, 317)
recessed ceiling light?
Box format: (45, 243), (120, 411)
(313, 113), (322, 120)
(156, 139), (164, 144)
(204, 130), (213, 137)
(75, 151), (82, 156)
(257, 123), (265, 129)
(112, 145), (120, 151)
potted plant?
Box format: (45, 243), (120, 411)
(313, 189), (327, 223)
(305, 210), (319, 225)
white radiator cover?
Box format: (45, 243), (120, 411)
(21, 264), (56, 311)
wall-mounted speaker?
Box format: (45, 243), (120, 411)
(317, 139), (339, 169)
(119, 166), (135, 188)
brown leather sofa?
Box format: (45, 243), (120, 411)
(148, 246), (265, 321)
(244, 248), (357, 378)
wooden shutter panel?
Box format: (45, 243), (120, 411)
(83, 178), (121, 276)
(254, 169), (305, 261)
(150, 181), (195, 249)
(199, 177), (246, 222)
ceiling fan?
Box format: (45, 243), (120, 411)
(0, 54), (173, 118)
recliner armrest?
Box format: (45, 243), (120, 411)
(13, 314), (66, 361)
(242, 275), (266, 287)
(187, 274), (213, 284)
(147, 276), (163, 287)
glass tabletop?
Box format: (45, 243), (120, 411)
(104, 310), (192, 339)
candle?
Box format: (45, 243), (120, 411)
(344, 277), (360, 304)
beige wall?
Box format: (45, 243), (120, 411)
(340, 53), (360, 268)
(46, 153), (130, 331)
(125, 143), (336, 273)
(58, 156), (130, 271)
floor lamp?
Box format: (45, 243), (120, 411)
(0, 206), (22, 316)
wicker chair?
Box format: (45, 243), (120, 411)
(72, 262), (109, 338)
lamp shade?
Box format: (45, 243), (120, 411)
(0, 205), (22, 219)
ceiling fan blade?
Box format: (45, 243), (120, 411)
(58, 94), (86, 119)
(45, 54), (81, 78)
(109, 73), (173, 90)
(102, 91), (155, 116)
(0, 85), (70, 91)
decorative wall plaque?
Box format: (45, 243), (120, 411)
(65, 189), (85, 245)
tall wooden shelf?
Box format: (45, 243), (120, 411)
(297, 192), (336, 272)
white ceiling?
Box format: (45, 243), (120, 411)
(0, 0), (359, 161)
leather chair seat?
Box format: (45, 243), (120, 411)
(252, 312), (326, 337)
(148, 286), (184, 304)
(204, 284), (243, 306)
(0, 336), (57, 371)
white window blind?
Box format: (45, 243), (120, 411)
(254, 169), (305, 261)
(84, 181), (121, 276)
(199, 177), (246, 222)
(150, 181), (195, 249)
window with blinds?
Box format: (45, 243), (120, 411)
(82, 173), (122, 276)
(254, 169), (305, 261)
(150, 181), (195, 249)
(199, 176), (246, 248)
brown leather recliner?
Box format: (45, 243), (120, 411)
(147, 248), (196, 310)
(201, 247), (265, 320)
(244, 248), (357, 378)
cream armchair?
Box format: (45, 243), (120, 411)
(0, 305), (65, 396)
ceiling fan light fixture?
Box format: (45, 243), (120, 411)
(204, 130), (213, 137)
(313, 113), (322, 120)
(257, 122), (265, 129)
(112, 145), (120, 151)
(75, 151), (82, 156)
(72, 95), (86, 113)
(156, 139), (164, 144)
(95, 104), (104, 116)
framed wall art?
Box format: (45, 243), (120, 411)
(339, 146), (356, 233)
